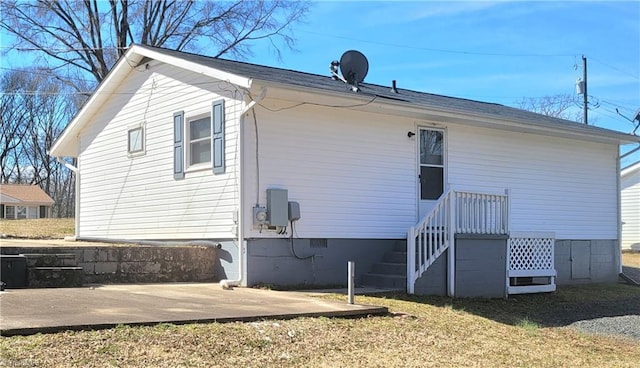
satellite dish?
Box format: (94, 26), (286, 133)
(339, 50), (369, 85)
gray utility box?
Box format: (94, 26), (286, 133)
(1, 254), (28, 288)
(267, 188), (289, 227)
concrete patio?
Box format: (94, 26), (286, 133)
(0, 283), (388, 336)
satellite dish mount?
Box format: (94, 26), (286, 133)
(329, 50), (369, 92)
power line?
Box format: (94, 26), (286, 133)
(590, 56), (640, 81)
(0, 45), (127, 52)
(297, 29), (577, 58)
(0, 67), (95, 83)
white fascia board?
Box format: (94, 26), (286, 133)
(50, 45), (252, 158)
(251, 80), (639, 146)
(622, 161), (640, 178)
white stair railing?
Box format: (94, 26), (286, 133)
(455, 190), (509, 234)
(407, 189), (510, 295)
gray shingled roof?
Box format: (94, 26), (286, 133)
(141, 45), (640, 142)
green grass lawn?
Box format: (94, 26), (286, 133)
(1, 284), (639, 367)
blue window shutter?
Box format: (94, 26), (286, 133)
(173, 111), (184, 179)
(212, 100), (225, 174)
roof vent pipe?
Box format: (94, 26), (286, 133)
(391, 80), (398, 93)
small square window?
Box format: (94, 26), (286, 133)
(128, 126), (144, 155)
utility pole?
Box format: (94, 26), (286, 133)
(582, 55), (588, 125)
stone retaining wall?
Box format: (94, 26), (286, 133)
(0, 246), (218, 284)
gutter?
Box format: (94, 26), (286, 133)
(617, 152), (623, 274)
(56, 157), (79, 240)
(219, 86), (267, 289)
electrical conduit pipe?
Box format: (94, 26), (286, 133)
(220, 87), (267, 289)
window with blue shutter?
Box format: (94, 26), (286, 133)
(212, 100), (225, 174)
(173, 111), (184, 179)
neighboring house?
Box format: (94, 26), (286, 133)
(49, 45), (640, 297)
(621, 161), (640, 251)
(0, 184), (54, 219)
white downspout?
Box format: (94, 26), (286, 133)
(56, 157), (79, 240)
(220, 86), (267, 289)
(616, 150), (624, 274)
(618, 143), (639, 274)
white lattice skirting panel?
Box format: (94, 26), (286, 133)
(507, 232), (557, 294)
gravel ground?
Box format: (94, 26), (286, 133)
(569, 315), (640, 341)
(566, 267), (640, 341)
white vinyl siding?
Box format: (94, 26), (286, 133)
(77, 61), (240, 239)
(621, 165), (640, 249)
(447, 124), (618, 240)
(244, 105), (416, 239)
(245, 104), (618, 240)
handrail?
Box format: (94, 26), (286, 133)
(407, 189), (454, 294)
(407, 188), (510, 295)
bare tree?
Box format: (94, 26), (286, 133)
(1, 71), (31, 183)
(1, 68), (77, 217)
(516, 94), (583, 122)
(1, 0), (309, 83)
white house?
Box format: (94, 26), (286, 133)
(621, 162), (640, 251)
(1, 184), (54, 219)
(49, 45), (640, 297)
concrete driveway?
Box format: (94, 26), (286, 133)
(0, 283), (387, 336)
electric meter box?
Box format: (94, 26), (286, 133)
(266, 189), (288, 227)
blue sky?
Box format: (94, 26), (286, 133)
(246, 1), (640, 165)
(1, 1), (638, 165)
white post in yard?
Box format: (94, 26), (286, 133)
(448, 192), (456, 297)
(348, 261), (355, 304)
(407, 227), (415, 294)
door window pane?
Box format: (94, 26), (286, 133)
(420, 130), (443, 165)
(419, 129), (445, 200)
(421, 166), (444, 200)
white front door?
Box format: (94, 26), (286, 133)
(418, 127), (445, 219)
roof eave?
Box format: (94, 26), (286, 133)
(251, 79), (640, 145)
